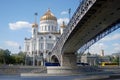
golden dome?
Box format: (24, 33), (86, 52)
(32, 23), (38, 27)
(60, 21), (66, 28)
(40, 9), (57, 21)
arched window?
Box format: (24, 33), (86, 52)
(47, 43), (53, 49)
(41, 37), (43, 39)
(27, 45), (29, 51)
(51, 26), (53, 31)
(48, 26), (50, 31)
(49, 36), (51, 39)
(33, 29), (35, 34)
(40, 43), (43, 49)
(54, 26), (56, 31)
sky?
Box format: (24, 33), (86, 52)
(0, 0), (120, 55)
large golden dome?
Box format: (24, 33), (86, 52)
(40, 9), (57, 21)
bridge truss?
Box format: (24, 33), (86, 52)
(78, 22), (120, 54)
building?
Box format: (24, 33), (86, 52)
(112, 53), (120, 58)
(24, 9), (66, 66)
(80, 53), (99, 66)
(100, 49), (104, 57)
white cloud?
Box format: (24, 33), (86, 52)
(57, 18), (69, 26)
(88, 43), (107, 54)
(5, 41), (19, 47)
(0, 46), (3, 49)
(61, 11), (68, 15)
(9, 21), (32, 30)
(113, 43), (120, 52)
(101, 33), (120, 41)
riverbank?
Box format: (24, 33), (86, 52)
(0, 65), (99, 75)
(0, 65), (46, 75)
(0, 65), (120, 80)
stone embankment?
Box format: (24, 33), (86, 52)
(0, 65), (46, 75)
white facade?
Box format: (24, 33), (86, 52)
(24, 9), (65, 66)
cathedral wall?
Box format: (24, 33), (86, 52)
(39, 20), (58, 33)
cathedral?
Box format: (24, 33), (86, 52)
(24, 9), (66, 66)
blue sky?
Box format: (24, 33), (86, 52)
(0, 0), (120, 55)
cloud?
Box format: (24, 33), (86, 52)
(0, 46), (3, 49)
(101, 33), (120, 41)
(5, 41), (19, 47)
(9, 21), (32, 30)
(88, 43), (107, 54)
(113, 43), (120, 52)
(57, 18), (69, 26)
(61, 11), (68, 15)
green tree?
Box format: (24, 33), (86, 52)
(9, 55), (16, 64)
(18, 51), (26, 64)
(4, 49), (11, 64)
(112, 56), (119, 63)
(0, 49), (11, 64)
(0, 49), (5, 64)
(10, 51), (26, 65)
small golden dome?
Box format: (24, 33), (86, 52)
(40, 9), (57, 21)
(60, 21), (66, 28)
(32, 23), (38, 27)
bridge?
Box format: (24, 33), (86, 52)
(49, 0), (120, 68)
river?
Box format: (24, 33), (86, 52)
(0, 75), (85, 80)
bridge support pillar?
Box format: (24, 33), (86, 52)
(61, 53), (77, 67)
(47, 53), (79, 74)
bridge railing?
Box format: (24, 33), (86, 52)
(51, 0), (96, 57)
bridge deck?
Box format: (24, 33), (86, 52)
(63, 0), (120, 53)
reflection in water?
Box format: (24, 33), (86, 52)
(0, 75), (84, 80)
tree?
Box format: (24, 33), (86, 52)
(4, 49), (11, 64)
(10, 51), (26, 65)
(18, 51), (26, 64)
(0, 49), (11, 64)
(0, 49), (5, 64)
(9, 55), (16, 64)
(112, 56), (119, 63)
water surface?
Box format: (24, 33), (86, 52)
(0, 75), (84, 80)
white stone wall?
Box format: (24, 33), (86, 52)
(24, 39), (32, 57)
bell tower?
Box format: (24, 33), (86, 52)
(32, 13), (38, 38)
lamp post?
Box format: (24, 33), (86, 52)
(32, 12), (38, 66)
(33, 44), (35, 66)
(33, 52), (35, 66)
(68, 8), (71, 20)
